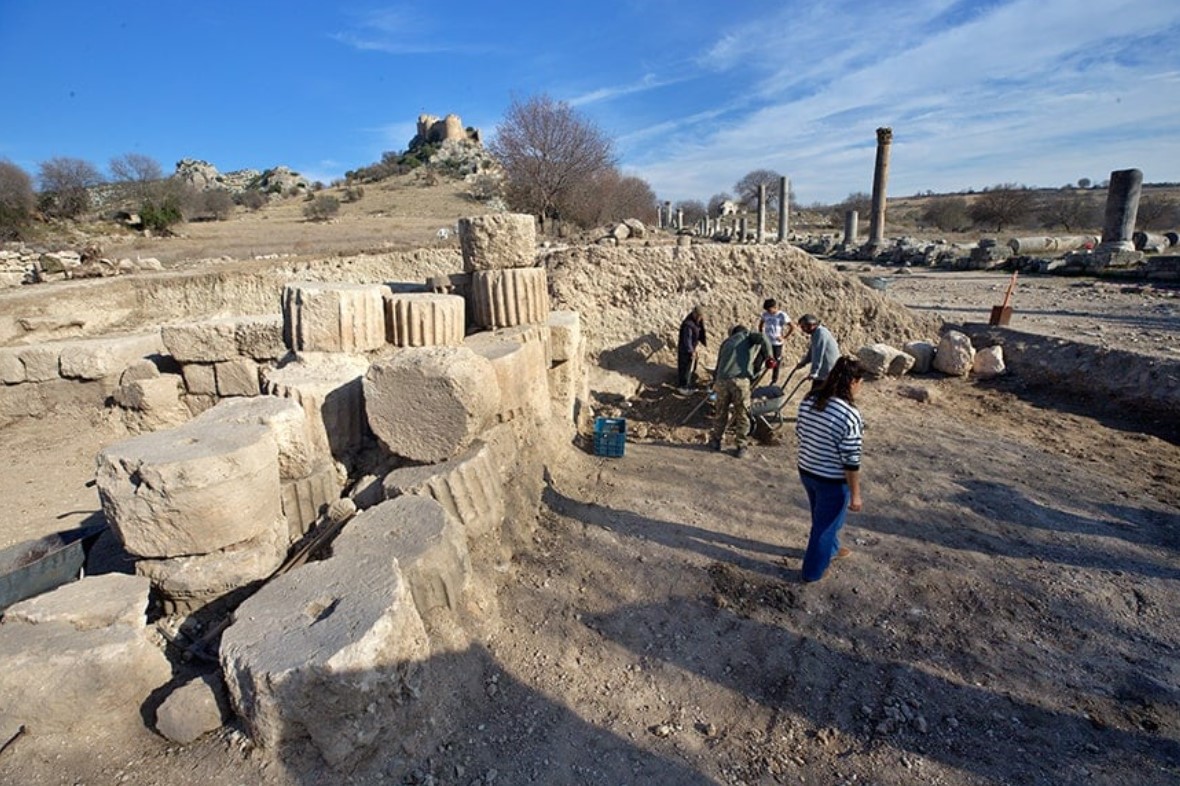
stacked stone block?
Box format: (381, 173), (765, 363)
(95, 418), (288, 613)
(384, 292), (465, 347)
(465, 325), (551, 427)
(262, 353), (372, 466)
(547, 310), (590, 427)
(161, 315), (286, 406)
(282, 283), (386, 353)
(459, 213), (550, 329)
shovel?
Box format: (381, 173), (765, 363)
(989, 270), (1018, 326)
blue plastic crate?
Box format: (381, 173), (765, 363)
(593, 417), (627, 457)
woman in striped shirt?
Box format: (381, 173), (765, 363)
(795, 355), (866, 582)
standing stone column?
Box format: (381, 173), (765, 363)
(756, 184), (767, 243)
(739, 216), (748, 243)
(843, 210), (859, 247)
(676, 208), (684, 231)
(866, 127), (893, 254)
(665, 202), (672, 230)
(777, 176), (789, 242)
(656, 203), (664, 229)
(1098, 168), (1143, 252)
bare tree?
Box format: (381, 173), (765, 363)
(37, 156), (103, 218)
(830, 191), (872, 226)
(1136, 194), (1180, 231)
(490, 94), (616, 232)
(674, 199), (707, 227)
(564, 170), (658, 228)
(733, 169), (783, 211)
(109, 153), (164, 201)
(921, 196), (971, 232)
(0, 159), (36, 240)
(1038, 191), (1101, 232)
(967, 183), (1036, 232)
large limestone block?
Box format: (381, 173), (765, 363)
(282, 283), (387, 353)
(220, 537), (430, 769)
(155, 675), (228, 744)
(163, 316), (286, 363)
(384, 292), (465, 347)
(0, 575), (171, 735)
(383, 440), (506, 541)
(335, 496), (471, 617)
(458, 213), (537, 271)
(195, 396), (316, 480)
(17, 345), (60, 381)
(903, 341), (936, 374)
(182, 362), (217, 395)
(281, 459), (345, 540)
(549, 352), (590, 427)
(364, 346), (499, 463)
(135, 525), (287, 614)
(58, 331), (165, 381)
(96, 419), (282, 558)
(933, 330), (976, 377)
(262, 353), (371, 462)
(547, 310), (581, 363)
(465, 326), (551, 426)
(470, 268), (550, 328)
(856, 343), (915, 378)
(0, 348), (26, 384)
(215, 357), (261, 397)
(113, 374), (190, 433)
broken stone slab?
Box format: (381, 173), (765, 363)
(335, 495), (472, 618)
(547, 310), (581, 363)
(220, 532), (431, 770)
(282, 282), (387, 353)
(0, 348), (26, 384)
(113, 373), (190, 434)
(14, 344), (61, 382)
(280, 459), (345, 541)
(182, 362), (218, 395)
(57, 331), (165, 381)
(548, 354), (590, 427)
(458, 213), (537, 271)
(163, 315), (286, 363)
(855, 343), (915, 378)
(470, 268), (550, 329)
(154, 674), (229, 745)
(465, 326), (552, 426)
(0, 574), (171, 735)
(262, 352), (371, 463)
(96, 419), (282, 558)
(214, 357), (261, 397)
(194, 396), (316, 481)
(364, 346), (500, 464)
(134, 524), (287, 615)
(119, 358), (161, 385)
(382, 439), (506, 542)
(933, 330), (975, 376)
(384, 292), (465, 347)
(903, 341), (936, 374)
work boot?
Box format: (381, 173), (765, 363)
(835, 546), (852, 560)
(733, 446), (748, 459)
(707, 438), (722, 452)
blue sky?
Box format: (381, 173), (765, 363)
(2, 0), (1178, 206)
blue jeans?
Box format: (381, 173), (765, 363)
(799, 471), (850, 581)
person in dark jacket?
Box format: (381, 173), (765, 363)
(676, 306), (707, 392)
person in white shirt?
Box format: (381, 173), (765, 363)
(757, 298), (794, 385)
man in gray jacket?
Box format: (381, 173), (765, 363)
(709, 325), (773, 458)
(794, 314), (840, 384)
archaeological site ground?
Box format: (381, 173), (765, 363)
(0, 171), (1178, 786)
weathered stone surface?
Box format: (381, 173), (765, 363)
(383, 440), (506, 541)
(470, 268), (550, 328)
(0, 575), (170, 735)
(262, 353), (371, 463)
(458, 213), (536, 271)
(973, 345), (1006, 378)
(135, 524), (287, 613)
(114, 374), (190, 433)
(335, 496), (471, 617)
(182, 362), (217, 395)
(119, 358), (161, 386)
(465, 326), (551, 425)
(623, 218), (647, 239)
(195, 396), (316, 480)
(0, 348), (26, 384)
(933, 331), (975, 376)
(234, 315), (286, 360)
(57, 332), (165, 381)
(547, 310), (581, 363)
(282, 283), (387, 353)
(856, 343), (914, 378)
(903, 341), (936, 374)
(96, 419), (282, 558)
(220, 534), (430, 769)
(384, 292), (465, 347)
(17, 345), (60, 382)
(154, 675), (228, 745)
(281, 459), (345, 540)
(215, 357), (261, 397)
(548, 354), (590, 427)
(163, 316), (286, 363)
(364, 346), (499, 463)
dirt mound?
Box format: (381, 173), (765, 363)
(543, 243), (942, 385)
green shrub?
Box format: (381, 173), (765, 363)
(140, 196), (183, 232)
(237, 189), (267, 211)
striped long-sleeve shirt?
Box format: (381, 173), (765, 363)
(795, 395), (864, 481)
